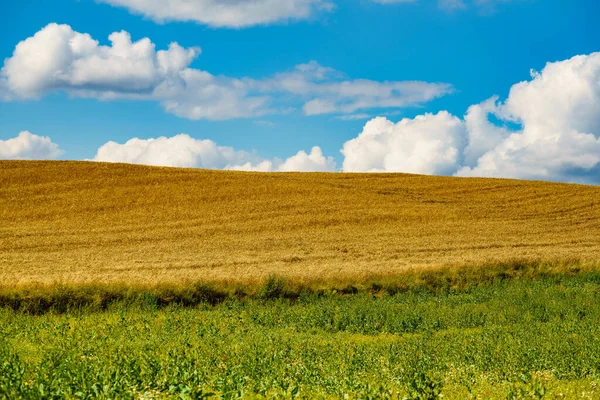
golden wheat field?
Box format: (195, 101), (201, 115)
(1, 160), (600, 290)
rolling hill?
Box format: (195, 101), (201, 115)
(1, 160), (599, 290)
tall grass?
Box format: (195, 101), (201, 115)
(1, 260), (597, 314)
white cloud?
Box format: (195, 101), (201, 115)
(93, 134), (250, 168)
(156, 70), (270, 120)
(0, 24), (200, 100)
(342, 52), (600, 184)
(261, 61), (453, 116)
(231, 146), (336, 172)
(278, 146), (336, 171)
(301, 79), (451, 116)
(0, 24), (268, 120)
(0, 24), (452, 121)
(93, 134), (336, 172)
(98, 0), (334, 28)
(0, 24), (265, 121)
(457, 53), (600, 183)
(462, 96), (510, 166)
(0, 131), (63, 160)
(341, 112), (465, 175)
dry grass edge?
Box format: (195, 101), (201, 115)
(2, 258), (599, 314)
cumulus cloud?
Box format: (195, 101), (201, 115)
(342, 52), (600, 184)
(98, 0), (334, 28)
(0, 23), (263, 120)
(93, 134), (336, 172)
(278, 146), (336, 171)
(231, 146), (336, 172)
(93, 134), (250, 168)
(0, 131), (63, 160)
(342, 112), (465, 175)
(457, 53), (600, 183)
(0, 24), (452, 121)
(0, 24), (200, 100)
(461, 96), (510, 166)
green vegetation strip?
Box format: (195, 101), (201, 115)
(1, 261), (596, 314)
(2, 272), (600, 398)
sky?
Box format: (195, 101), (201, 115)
(1, 0), (599, 183)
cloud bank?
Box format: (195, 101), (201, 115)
(3, 31), (598, 183)
(98, 0), (334, 28)
(73, 49), (600, 185)
(93, 134), (336, 172)
(342, 52), (600, 184)
(0, 131), (63, 160)
(0, 24), (451, 120)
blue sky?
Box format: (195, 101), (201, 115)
(1, 0), (600, 182)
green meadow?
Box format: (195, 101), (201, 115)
(2, 272), (600, 399)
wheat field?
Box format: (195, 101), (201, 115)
(1, 160), (600, 290)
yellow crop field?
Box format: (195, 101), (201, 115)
(1, 160), (600, 291)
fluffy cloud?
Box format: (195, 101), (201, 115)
(457, 53), (600, 183)
(0, 24), (452, 121)
(98, 0), (334, 28)
(93, 134), (336, 172)
(461, 96), (510, 166)
(230, 146), (336, 172)
(93, 134), (251, 168)
(278, 146), (336, 171)
(0, 24), (264, 120)
(1, 24), (200, 100)
(342, 112), (465, 175)
(0, 131), (63, 160)
(342, 52), (600, 184)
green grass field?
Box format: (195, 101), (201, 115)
(2, 272), (600, 399)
